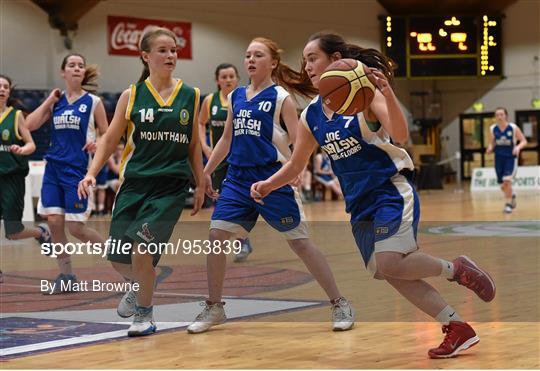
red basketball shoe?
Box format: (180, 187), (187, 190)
(428, 321), (480, 359)
(449, 255), (496, 302)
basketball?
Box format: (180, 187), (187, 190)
(319, 58), (376, 115)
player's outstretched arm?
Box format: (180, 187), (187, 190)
(25, 89), (61, 131)
(251, 122), (317, 201)
(78, 89), (129, 199)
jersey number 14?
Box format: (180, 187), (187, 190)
(139, 108), (155, 123)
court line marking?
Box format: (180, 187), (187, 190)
(1, 298), (326, 358)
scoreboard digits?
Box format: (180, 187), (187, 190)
(383, 15), (502, 78)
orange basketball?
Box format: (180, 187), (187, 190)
(319, 59), (376, 115)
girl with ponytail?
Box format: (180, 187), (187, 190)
(25, 53), (109, 295)
(252, 31), (496, 359)
(187, 37), (354, 335)
(78, 27), (205, 337)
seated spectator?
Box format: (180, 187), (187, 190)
(313, 151), (343, 199)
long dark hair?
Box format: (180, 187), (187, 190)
(138, 27), (177, 83)
(214, 63), (239, 90)
(0, 74), (22, 108)
(301, 31), (395, 90)
(251, 37), (318, 99)
(61, 53), (99, 93)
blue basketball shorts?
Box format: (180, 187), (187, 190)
(350, 173), (420, 277)
(210, 164), (308, 240)
(38, 160), (92, 222)
(494, 155), (517, 184)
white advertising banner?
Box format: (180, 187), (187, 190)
(471, 166), (540, 191)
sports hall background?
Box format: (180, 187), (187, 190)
(2, 0), (538, 166)
(0, 0), (539, 369)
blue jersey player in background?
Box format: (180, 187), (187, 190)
(486, 107), (527, 213)
(187, 37), (354, 335)
(26, 53), (108, 293)
(251, 32), (497, 359)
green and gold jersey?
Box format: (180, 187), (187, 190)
(207, 91), (229, 170)
(0, 107), (28, 175)
(207, 91), (228, 148)
(120, 78), (200, 180)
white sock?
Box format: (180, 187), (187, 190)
(435, 305), (462, 325)
(57, 257), (73, 275)
(440, 259), (454, 279)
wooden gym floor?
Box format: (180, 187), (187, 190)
(1, 188), (539, 368)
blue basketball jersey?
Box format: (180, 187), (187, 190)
(491, 123), (517, 158)
(227, 85), (291, 167)
(302, 96), (414, 214)
(45, 92), (100, 170)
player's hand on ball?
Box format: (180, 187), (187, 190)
(191, 187), (205, 216)
(77, 175), (96, 200)
(370, 68), (392, 96)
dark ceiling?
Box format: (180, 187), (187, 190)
(31, 0), (519, 35)
(31, 0), (101, 34)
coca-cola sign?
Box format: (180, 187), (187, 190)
(107, 15), (192, 59)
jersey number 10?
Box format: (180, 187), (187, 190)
(258, 101), (272, 112)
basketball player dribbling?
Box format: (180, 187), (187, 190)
(251, 31), (497, 359)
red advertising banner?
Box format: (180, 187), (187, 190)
(107, 15), (192, 59)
